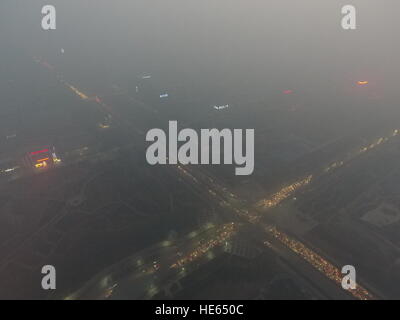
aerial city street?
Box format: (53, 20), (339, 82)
(1, 1), (400, 301)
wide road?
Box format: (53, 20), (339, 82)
(35, 57), (377, 300)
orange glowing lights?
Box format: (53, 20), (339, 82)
(357, 81), (369, 85)
(35, 161), (48, 168)
(67, 84), (89, 100)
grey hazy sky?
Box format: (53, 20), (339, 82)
(1, 1), (400, 95)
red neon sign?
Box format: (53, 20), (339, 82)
(30, 149), (49, 156)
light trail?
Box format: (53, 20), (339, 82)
(33, 56), (376, 300)
(176, 163), (378, 299)
(66, 83), (89, 100)
(257, 175), (313, 210)
(324, 129), (400, 173)
(258, 129), (400, 212)
(266, 226), (374, 300)
(170, 223), (237, 269)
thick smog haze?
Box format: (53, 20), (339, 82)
(3, 1), (400, 90)
(1, 0), (400, 302)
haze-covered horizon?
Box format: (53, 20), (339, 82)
(1, 1), (400, 300)
(2, 1), (400, 92)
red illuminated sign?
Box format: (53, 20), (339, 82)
(30, 149), (49, 156)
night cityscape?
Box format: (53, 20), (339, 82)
(1, 1), (400, 305)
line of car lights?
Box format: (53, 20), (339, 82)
(35, 58), (379, 299)
(266, 226), (374, 300)
(170, 223), (237, 269)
